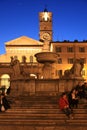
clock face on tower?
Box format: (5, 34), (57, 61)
(42, 32), (51, 40)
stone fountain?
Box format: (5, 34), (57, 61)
(35, 40), (58, 79)
(10, 40), (85, 97)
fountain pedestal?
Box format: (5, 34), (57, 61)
(35, 52), (58, 79)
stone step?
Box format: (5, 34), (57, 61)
(13, 99), (87, 103)
(5, 96), (87, 128)
(0, 119), (68, 126)
(12, 98), (87, 102)
(11, 105), (87, 109)
(9, 96), (87, 102)
(7, 108), (87, 114)
(12, 102), (87, 107)
(66, 119), (87, 125)
(0, 118), (87, 126)
(0, 113), (87, 119)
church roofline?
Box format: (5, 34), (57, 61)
(5, 36), (43, 46)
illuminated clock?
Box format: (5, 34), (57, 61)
(42, 32), (51, 40)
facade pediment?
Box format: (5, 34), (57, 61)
(5, 36), (43, 46)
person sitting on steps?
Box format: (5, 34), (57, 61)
(68, 89), (79, 109)
(58, 92), (74, 119)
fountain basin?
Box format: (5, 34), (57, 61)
(35, 52), (58, 64)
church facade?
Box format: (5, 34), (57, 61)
(0, 9), (87, 89)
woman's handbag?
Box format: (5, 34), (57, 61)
(1, 105), (5, 112)
(1, 98), (5, 112)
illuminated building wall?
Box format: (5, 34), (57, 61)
(51, 41), (87, 80)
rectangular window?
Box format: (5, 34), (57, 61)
(55, 47), (61, 52)
(56, 70), (62, 77)
(58, 70), (62, 77)
(68, 58), (74, 64)
(81, 70), (85, 76)
(79, 47), (85, 52)
(67, 47), (73, 52)
(80, 58), (86, 64)
(58, 58), (62, 64)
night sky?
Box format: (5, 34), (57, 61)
(0, 0), (87, 54)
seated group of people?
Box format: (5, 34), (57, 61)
(58, 82), (87, 120)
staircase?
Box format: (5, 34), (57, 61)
(0, 95), (87, 130)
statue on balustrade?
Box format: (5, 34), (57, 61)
(10, 56), (21, 78)
(10, 56), (30, 79)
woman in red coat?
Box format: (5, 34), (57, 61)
(59, 92), (73, 119)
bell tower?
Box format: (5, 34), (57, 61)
(39, 8), (53, 41)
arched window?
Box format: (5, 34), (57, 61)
(1, 74), (10, 89)
(30, 74), (37, 79)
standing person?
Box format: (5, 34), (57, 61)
(0, 85), (6, 95)
(74, 81), (85, 99)
(59, 92), (74, 119)
(6, 86), (11, 95)
(0, 94), (10, 112)
(68, 89), (79, 109)
(78, 83), (86, 99)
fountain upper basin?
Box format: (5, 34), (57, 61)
(35, 52), (58, 64)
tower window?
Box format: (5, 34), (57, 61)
(43, 12), (49, 21)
